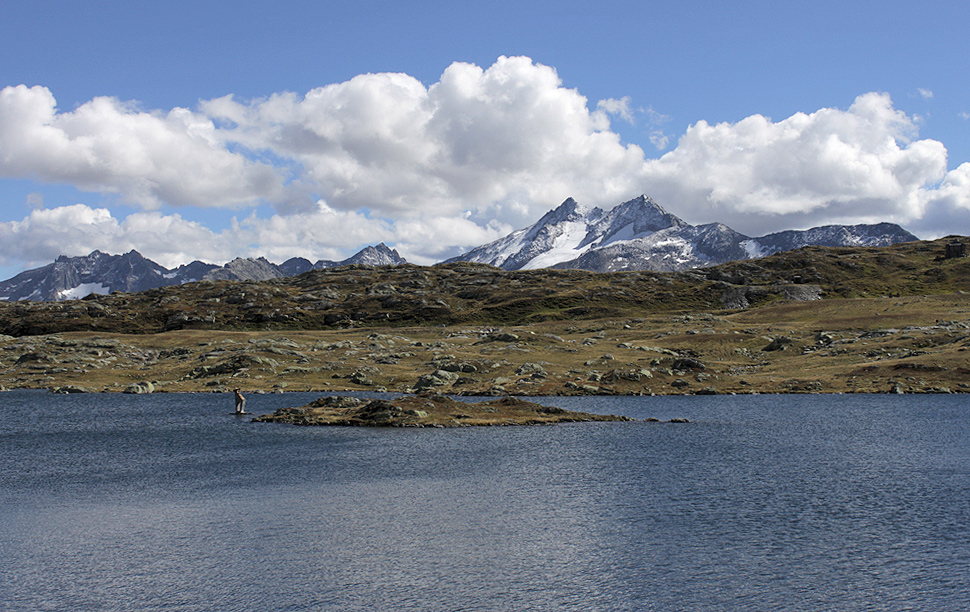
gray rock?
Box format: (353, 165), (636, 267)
(489, 333), (519, 343)
(414, 369), (460, 390)
(433, 369), (460, 383)
(763, 337), (793, 352)
(16, 352), (53, 365)
(515, 363), (546, 376)
(123, 381), (155, 394)
(51, 385), (92, 394)
(671, 358), (705, 371)
(350, 371), (374, 386)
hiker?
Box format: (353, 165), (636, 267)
(234, 389), (246, 414)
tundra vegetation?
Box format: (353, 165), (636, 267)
(1, 236), (969, 397)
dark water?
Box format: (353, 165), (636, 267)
(1, 390), (968, 611)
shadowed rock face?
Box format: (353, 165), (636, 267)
(252, 394), (633, 427)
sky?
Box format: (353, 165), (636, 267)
(1, 0), (969, 279)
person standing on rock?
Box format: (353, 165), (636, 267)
(234, 389), (246, 414)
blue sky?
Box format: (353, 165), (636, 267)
(1, 0), (969, 278)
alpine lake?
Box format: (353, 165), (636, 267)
(1, 389), (968, 611)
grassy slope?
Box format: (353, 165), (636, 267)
(1, 236), (968, 395)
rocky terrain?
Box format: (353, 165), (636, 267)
(0, 236), (968, 397)
(253, 394), (635, 427)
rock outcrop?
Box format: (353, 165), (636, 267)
(253, 394), (633, 427)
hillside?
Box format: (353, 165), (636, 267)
(0, 236), (968, 396)
(0, 236), (966, 337)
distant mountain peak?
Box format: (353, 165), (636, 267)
(0, 244), (409, 301)
(447, 195), (918, 273)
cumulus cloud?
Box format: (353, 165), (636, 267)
(912, 163), (970, 237)
(203, 56), (647, 226)
(918, 88), (934, 99)
(2, 58), (970, 275)
(0, 204), (234, 270)
(639, 92), (952, 235)
(0, 201), (508, 271)
(0, 85), (291, 210)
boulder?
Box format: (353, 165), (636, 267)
(16, 352), (53, 365)
(123, 381), (155, 394)
(515, 363), (546, 376)
(763, 337), (793, 352)
(349, 371), (375, 386)
(671, 358), (706, 371)
(413, 369), (460, 390)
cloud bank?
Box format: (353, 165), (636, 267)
(1, 56), (968, 273)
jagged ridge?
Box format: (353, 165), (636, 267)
(448, 195), (918, 272)
(0, 243), (406, 301)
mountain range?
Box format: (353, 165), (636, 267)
(0, 195), (919, 301)
(445, 195), (918, 272)
(0, 243), (406, 302)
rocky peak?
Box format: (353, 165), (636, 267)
(344, 243), (408, 266)
(582, 195), (685, 248)
(204, 257), (284, 282)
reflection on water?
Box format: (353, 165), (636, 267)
(1, 391), (968, 611)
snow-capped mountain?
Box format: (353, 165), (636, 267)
(446, 195), (691, 270)
(0, 250), (207, 302)
(0, 243), (407, 301)
(447, 195), (918, 272)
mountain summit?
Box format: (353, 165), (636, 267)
(447, 195), (918, 272)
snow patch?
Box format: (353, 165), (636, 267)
(741, 240), (768, 259)
(57, 283), (109, 300)
(521, 219), (594, 269)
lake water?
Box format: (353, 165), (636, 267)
(1, 390), (968, 611)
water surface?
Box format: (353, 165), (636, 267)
(1, 391), (968, 611)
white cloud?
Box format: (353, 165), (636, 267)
(0, 85), (291, 210)
(0, 204), (234, 270)
(203, 56), (648, 227)
(596, 97), (635, 124)
(918, 88), (934, 99)
(912, 163), (970, 237)
(639, 92), (951, 235)
(0, 201), (508, 271)
(2, 59), (970, 275)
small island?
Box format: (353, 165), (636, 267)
(252, 394), (636, 427)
